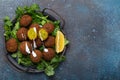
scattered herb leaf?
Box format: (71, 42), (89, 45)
(11, 53), (17, 58)
(64, 38), (69, 46)
(45, 66), (55, 76)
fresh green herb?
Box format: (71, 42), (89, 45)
(29, 3), (40, 11)
(11, 51), (33, 66)
(4, 16), (13, 26)
(37, 62), (45, 70)
(32, 13), (48, 25)
(45, 65), (55, 76)
(50, 55), (65, 69)
(15, 6), (24, 19)
(37, 59), (48, 70)
(36, 55), (65, 76)
(39, 45), (44, 51)
(15, 4), (40, 20)
(51, 21), (60, 36)
(11, 53), (17, 58)
(41, 20), (46, 25)
(20, 56), (33, 66)
(4, 17), (20, 40)
(13, 22), (20, 30)
(64, 38), (69, 46)
(18, 56), (33, 66)
(54, 20), (60, 25)
(11, 51), (22, 64)
(11, 22), (20, 39)
(4, 16), (12, 40)
(4, 16), (10, 21)
(50, 55), (65, 64)
(17, 51), (23, 58)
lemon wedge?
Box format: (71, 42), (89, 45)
(55, 30), (65, 53)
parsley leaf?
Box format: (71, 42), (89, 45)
(11, 22), (20, 39)
(50, 55), (65, 69)
(45, 66), (55, 76)
(4, 16), (12, 40)
(11, 53), (17, 58)
(50, 55), (65, 64)
(64, 38), (69, 46)
(15, 6), (24, 19)
(20, 56), (33, 66)
(37, 62), (45, 70)
(30, 4), (40, 11)
(11, 51), (33, 66)
(51, 21), (60, 36)
(15, 4), (40, 20)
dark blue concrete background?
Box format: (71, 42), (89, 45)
(0, 0), (120, 80)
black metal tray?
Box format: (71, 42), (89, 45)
(5, 8), (67, 73)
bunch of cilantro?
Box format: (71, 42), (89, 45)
(4, 4), (69, 76)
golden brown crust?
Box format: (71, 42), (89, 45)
(30, 50), (42, 63)
(29, 23), (41, 32)
(19, 41), (32, 55)
(44, 36), (55, 47)
(20, 15), (32, 27)
(42, 48), (55, 61)
(6, 38), (18, 53)
(43, 22), (55, 34)
(17, 28), (28, 41)
(35, 38), (42, 47)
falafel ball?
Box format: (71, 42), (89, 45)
(44, 36), (55, 47)
(30, 50), (42, 63)
(29, 38), (42, 49)
(29, 23), (41, 32)
(17, 28), (28, 41)
(19, 41), (32, 55)
(6, 38), (18, 53)
(42, 48), (55, 61)
(20, 15), (32, 27)
(43, 22), (55, 34)
(35, 37), (42, 47)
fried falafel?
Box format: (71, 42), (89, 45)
(29, 38), (42, 49)
(43, 22), (55, 34)
(17, 28), (28, 41)
(20, 15), (32, 27)
(42, 48), (55, 61)
(29, 23), (41, 32)
(30, 50), (42, 63)
(19, 41), (32, 55)
(6, 38), (18, 53)
(44, 36), (55, 47)
(35, 37), (42, 48)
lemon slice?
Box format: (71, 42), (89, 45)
(38, 28), (48, 41)
(55, 30), (65, 53)
(27, 27), (37, 40)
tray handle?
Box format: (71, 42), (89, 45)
(42, 8), (65, 29)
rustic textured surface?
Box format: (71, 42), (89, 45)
(0, 0), (120, 80)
